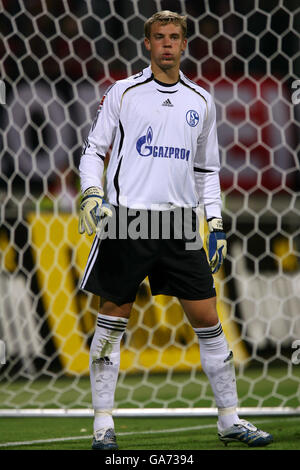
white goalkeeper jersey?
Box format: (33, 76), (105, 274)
(79, 65), (222, 219)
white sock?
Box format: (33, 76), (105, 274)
(93, 410), (114, 432)
(194, 321), (240, 431)
(90, 313), (128, 433)
(217, 406), (240, 431)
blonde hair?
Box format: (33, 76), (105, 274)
(144, 10), (187, 39)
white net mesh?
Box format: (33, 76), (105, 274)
(0, 0), (300, 414)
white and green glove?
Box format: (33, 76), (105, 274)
(78, 186), (112, 236)
(206, 217), (227, 274)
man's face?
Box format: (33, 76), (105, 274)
(144, 22), (187, 71)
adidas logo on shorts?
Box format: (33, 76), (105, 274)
(162, 98), (174, 107)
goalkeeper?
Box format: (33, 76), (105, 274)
(78, 10), (272, 450)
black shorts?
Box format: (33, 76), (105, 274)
(80, 206), (216, 305)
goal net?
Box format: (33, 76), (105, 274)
(0, 0), (300, 417)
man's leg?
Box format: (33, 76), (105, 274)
(90, 300), (132, 449)
(180, 297), (239, 430)
(180, 297), (273, 446)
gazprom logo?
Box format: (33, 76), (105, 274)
(136, 126), (153, 156)
(136, 127), (190, 161)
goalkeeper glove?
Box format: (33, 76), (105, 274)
(206, 217), (227, 274)
(79, 186), (112, 236)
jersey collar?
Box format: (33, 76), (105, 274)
(145, 65), (180, 87)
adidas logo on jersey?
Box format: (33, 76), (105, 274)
(162, 98), (174, 107)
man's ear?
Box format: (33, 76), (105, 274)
(144, 37), (151, 52)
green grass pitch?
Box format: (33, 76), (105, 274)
(0, 366), (299, 450)
(0, 416), (300, 450)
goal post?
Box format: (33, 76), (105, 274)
(0, 0), (300, 418)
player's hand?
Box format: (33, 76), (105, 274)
(206, 218), (227, 274)
(78, 186), (112, 236)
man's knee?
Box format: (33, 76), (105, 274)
(99, 299), (133, 319)
(179, 296), (219, 328)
